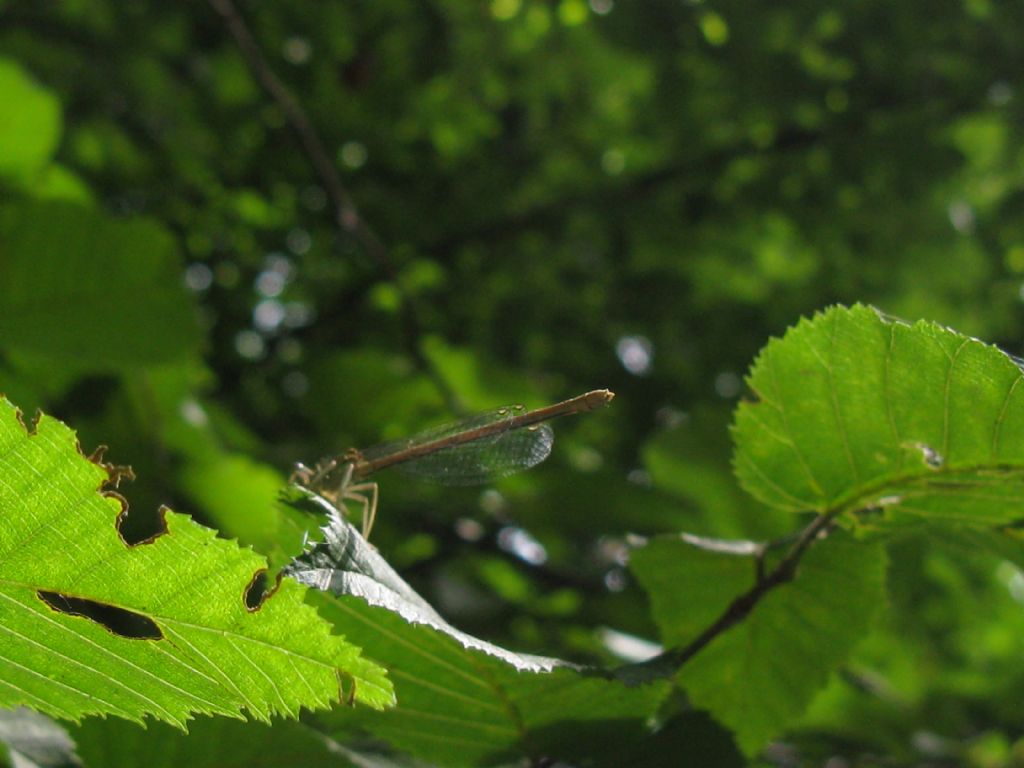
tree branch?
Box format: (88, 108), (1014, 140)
(205, 0), (459, 410)
(206, 0), (386, 270)
(622, 512), (838, 679)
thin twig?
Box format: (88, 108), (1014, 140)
(205, 0), (459, 411)
(206, 0), (387, 271)
(627, 512), (838, 676)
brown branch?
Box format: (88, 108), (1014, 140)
(206, 0), (387, 271)
(205, 0), (460, 411)
(623, 512), (838, 679)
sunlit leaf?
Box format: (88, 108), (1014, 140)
(631, 533), (887, 755)
(733, 304), (1024, 527)
(0, 397), (393, 726)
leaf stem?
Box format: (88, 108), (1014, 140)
(626, 512), (838, 676)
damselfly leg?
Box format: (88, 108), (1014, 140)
(291, 458), (380, 539)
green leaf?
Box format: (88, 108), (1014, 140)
(0, 60), (61, 183)
(285, 491), (670, 766)
(629, 535), (756, 648)
(70, 715), (405, 768)
(0, 397), (393, 726)
(630, 533), (887, 755)
(733, 304), (1024, 527)
(0, 202), (200, 370)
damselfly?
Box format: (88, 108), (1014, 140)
(291, 389), (614, 538)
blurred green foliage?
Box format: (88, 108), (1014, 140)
(3, 0), (1024, 764)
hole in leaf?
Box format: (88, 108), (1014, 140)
(244, 570), (268, 610)
(38, 592), (163, 640)
(116, 502), (169, 546)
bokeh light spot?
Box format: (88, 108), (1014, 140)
(497, 526), (548, 565)
(184, 263), (213, 292)
(256, 271), (285, 298)
(235, 330), (265, 360)
(699, 12), (729, 46)
(282, 36), (312, 65)
(491, 0), (521, 20)
(286, 228), (311, 255)
(479, 489), (507, 516)
(253, 299), (285, 333)
(948, 200), (975, 234)
(340, 141), (367, 169)
(616, 335), (653, 375)
(714, 371), (741, 398)
(603, 568), (627, 592)
(179, 398), (209, 428)
(455, 518), (486, 542)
